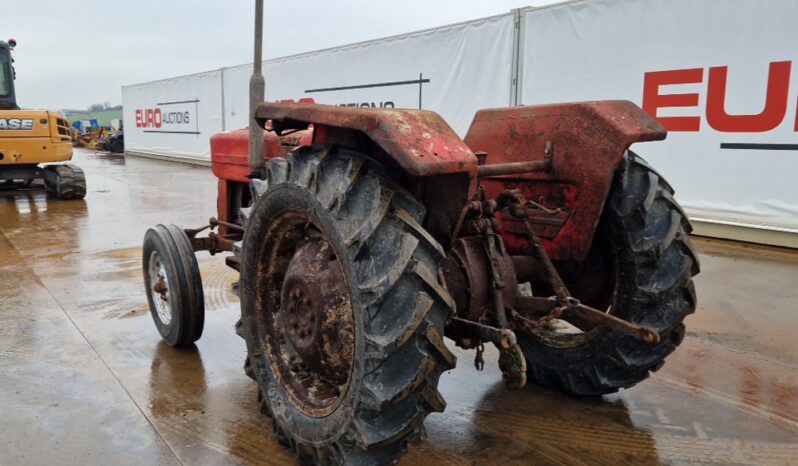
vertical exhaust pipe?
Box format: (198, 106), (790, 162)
(248, 0), (265, 170)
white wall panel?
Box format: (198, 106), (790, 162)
(520, 0), (798, 230)
(222, 14), (516, 135)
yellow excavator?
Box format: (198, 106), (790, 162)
(0, 38), (85, 199)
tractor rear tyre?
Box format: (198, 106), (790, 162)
(239, 146), (456, 465)
(43, 164), (86, 200)
(518, 151), (699, 395)
(142, 224), (205, 347)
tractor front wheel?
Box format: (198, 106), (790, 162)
(142, 224), (205, 347)
(239, 146), (455, 464)
(519, 151), (699, 395)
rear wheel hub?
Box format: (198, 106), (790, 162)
(280, 238), (350, 382)
(259, 213), (355, 417)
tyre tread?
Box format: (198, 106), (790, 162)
(521, 151), (699, 395)
(242, 147), (455, 465)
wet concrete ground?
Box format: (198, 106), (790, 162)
(1, 149), (796, 465)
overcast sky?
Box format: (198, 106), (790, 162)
(5, 0), (557, 110)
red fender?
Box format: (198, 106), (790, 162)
(464, 100), (666, 261)
(255, 102), (478, 246)
(255, 102), (477, 178)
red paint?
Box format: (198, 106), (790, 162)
(643, 60), (795, 133)
(212, 101), (664, 261)
(643, 68), (703, 132)
(210, 127), (310, 224)
(135, 108), (162, 128)
(465, 101), (666, 261)
(706, 61), (791, 132)
(255, 102), (477, 178)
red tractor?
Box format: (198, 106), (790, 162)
(142, 98), (698, 464)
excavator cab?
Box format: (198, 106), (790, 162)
(0, 39), (18, 110)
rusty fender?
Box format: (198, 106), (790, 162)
(464, 100), (666, 261)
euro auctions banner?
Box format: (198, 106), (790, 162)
(221, 13), (515, 135)
(122, 70), (223, 161)
(519, 0), (798, 231)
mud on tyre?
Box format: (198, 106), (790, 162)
(239, 145), (456, 464)
(519, 151), (700, 396)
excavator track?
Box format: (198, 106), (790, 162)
(44, 164), (86, 200)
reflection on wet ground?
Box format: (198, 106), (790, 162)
(1, 149), (796, 465)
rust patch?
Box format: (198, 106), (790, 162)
(256, 212), (355, 418)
